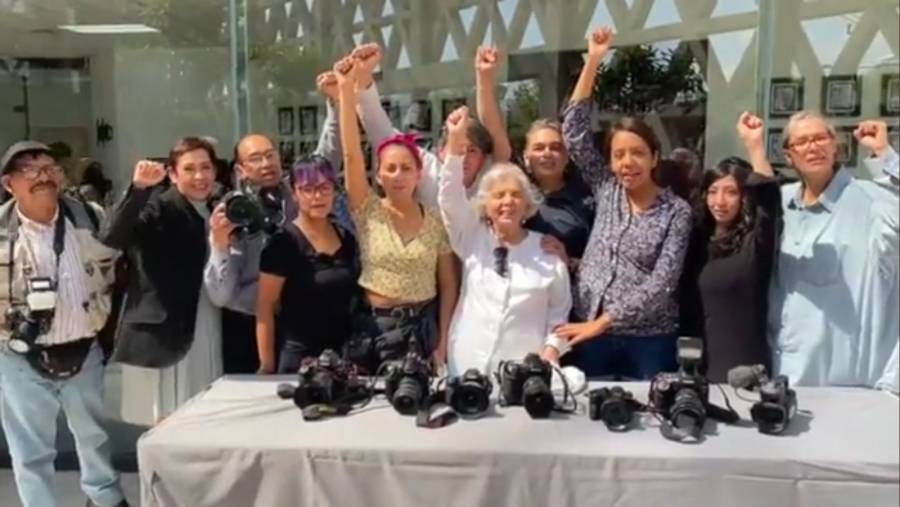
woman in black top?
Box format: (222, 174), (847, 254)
(520, 119), (596, 272)
(257, 156), (360, 373)
(679, 150), (781, 382)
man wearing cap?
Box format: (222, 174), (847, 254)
(0, 142), (128, 507)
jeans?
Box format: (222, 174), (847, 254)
(0, 343), (125, 507)
(572, 332), (678, 380)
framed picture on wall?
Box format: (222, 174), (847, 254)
(277, 107), (294, 135)
(822, 75), (861, 117)
(403, 100), (432, 132)
(835, 127), (859, 167)
(769, 78), (804, 118)
(299, 106), (318, 135)
(278, 140), (295, 166)
(297, 141), (315, 157)
(441, 98), (467, 122)
(888, 126), (900, 154)
(766, 128), (787, 167)
(881, 74), (900, 117)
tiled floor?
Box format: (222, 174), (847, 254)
(1, 364), (147, 506)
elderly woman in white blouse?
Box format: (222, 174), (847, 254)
(438, 106), (572, 376)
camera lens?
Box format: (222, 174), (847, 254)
(225, 194), (262, 229)
(451, 385), (489, 416)
(670, 388), (706, 433)
(600, 400), (632, 431)
(522, 376), (553, 418)
(392, 377), (424, 415)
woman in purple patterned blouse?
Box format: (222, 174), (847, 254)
(554, 27), (693, 379)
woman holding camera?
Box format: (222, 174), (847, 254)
(438, 107), (571, 377)
(554, 27), (693, 379)
(255, 156), (360, 374)
(335, 57), (458, 372)
(103, 137), (222, 423)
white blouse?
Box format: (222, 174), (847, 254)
(438, 155), (572, 377)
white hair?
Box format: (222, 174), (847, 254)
(782, 110), (837, 149)
(474, 162), (543, 222)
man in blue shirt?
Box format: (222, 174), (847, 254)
(738, 112), (898, 391)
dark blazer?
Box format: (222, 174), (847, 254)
(101, 185), (210, 368)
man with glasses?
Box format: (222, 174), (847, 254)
(738, 111), (899, 392)
(204, 72), (348, 374)
(0, 142), (128, 506)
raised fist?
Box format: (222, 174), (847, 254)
(587, 26), (613, 59)
(736, 111), (765, 150)
(132, 160), (166, 189)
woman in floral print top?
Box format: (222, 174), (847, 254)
(554, 27), (693, 379)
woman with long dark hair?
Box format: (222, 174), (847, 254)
(554, 27), (693, 379)
(679, 150), (781, 381)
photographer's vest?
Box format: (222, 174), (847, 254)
(0, 196), (117, 343)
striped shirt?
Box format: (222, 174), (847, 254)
(15, 207), (93, 346)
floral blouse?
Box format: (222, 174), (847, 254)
(562, 99), (692, 336)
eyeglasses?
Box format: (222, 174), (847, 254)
(13, 164), (62, 180)
(493, 246), (509, 277)
(297, 183), (335, 196)
(788, 133), (832, 151)
(244, 150), (279, 166)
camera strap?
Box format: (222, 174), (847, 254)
(415, 390), (458, 429)
(7, 206), (66, 305)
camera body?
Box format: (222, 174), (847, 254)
(446, 368), (492, 417)
(221, 181), (266, 236)
(384, 350), (432, 415)
(294, 349), (363, 409)
(750, 374), (797, 435)
(588, 386), (641, 431)
(498, 353), (554, 418)
(5, 277), (57, 355)
(648, 337), (709, 438)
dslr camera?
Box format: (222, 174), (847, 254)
(588, 386), (643, 431)
(649, 337), (735, 441)
(446, 368), (492, 417)
(220, 180), (284, 236)
(498, 353), (554, 418)
(293, 349), (368, 412)
(5, 277), (57, 355)
(728, 364), (797, 435)
(384, 350), (432, 415)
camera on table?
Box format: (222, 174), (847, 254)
(728, 364), (797, 435)
(384, 350), (432, 415)
(498, 353), (554, 419)
(293, 349), (368, 415)
(649, 337), (734, 441)
(588, 386), (643, 431)
(4, 277), (57, 355)
(446, 368), (492, 417)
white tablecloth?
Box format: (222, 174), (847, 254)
(138, 376), (900, 507)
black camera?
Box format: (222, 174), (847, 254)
(384, 350), (432, 415)
(498, 353), (554, 418)
(220, 181), (286, 236)
(588, 386), (642, 431)
(4, 277), (56, 355)
(728, 364), (798, 435)
(293, 349), (367, 412)
(649, 337), (735, 441)
(446, 368), (492, 417)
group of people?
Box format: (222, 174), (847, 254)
(0, 26), (897, 507)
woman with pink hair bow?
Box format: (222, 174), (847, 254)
(334, 56), (458, 374)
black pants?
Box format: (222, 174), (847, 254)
(221, 309), (260, 374)
(346, 300), (438, 374)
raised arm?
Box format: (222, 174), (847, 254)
(335, 57), (370, 211)
(736, 111), (775, 178)
(203, 202), (239, 308)
(438, 106), (481, 256)
(352, 44), (400, 148)
(313, 71), (343, 172)
(562, 26), (614, 188)
(101, 160), (166, 249)
(856, 121), (900, 278)
(475, 46), (511, 163)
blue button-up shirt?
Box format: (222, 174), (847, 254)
(769, 148), (899, 391)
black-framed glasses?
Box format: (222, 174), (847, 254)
(493, 246), (509, 277)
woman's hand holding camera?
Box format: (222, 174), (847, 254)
(132, 160), (166, 190)
(209, 203), (235, 252)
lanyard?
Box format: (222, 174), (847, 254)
(7, 208), (67, 304)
